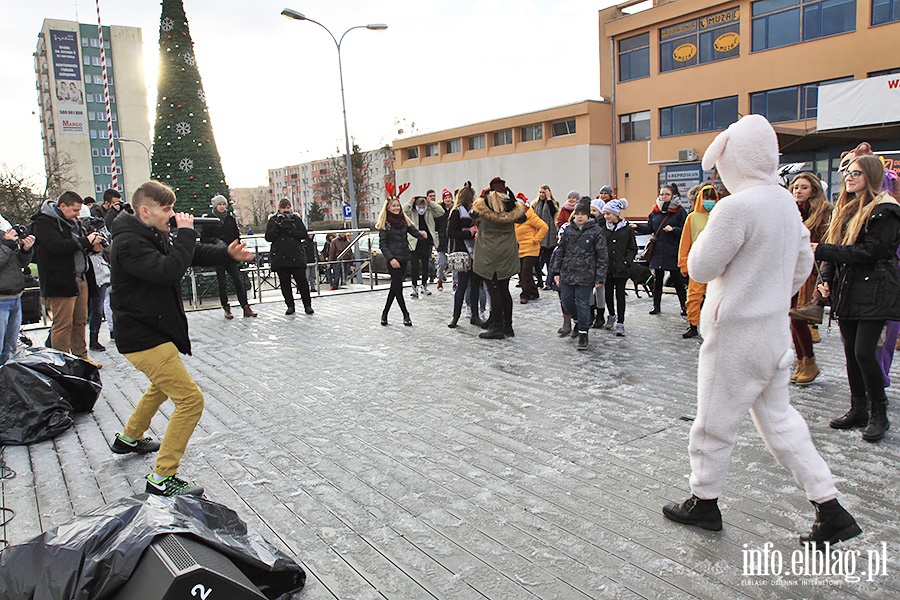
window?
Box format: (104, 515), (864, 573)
(83, 55), (90, 66)
(405, 147), (418, 160)
(445, 138), (461, 154)
(424, 143), (438, 157)
(618, 32), (650, 81)
(521, 124), (542, 141)
(93, 166), (101, 175)
(95, 184), (104, 194)
(870, 68), (900, 77)
(90, 38), (100, 48)
(92, 56), (101, 66)
(468, 134), (485, 150)
(551, 119), (576, 137)
(492, 129), (513, 146)
(750, 78), (850, 121)
(91, 148), (99, 157)
(873, 0), (900, 24)
(81, 37), (88, 47)
(660, 96), (738, 136)
(90, 129), (97, 139)
(88, 111), (95, 121)
(660, 7), (740, 73)
(751, 0), (855, 51)
(620, 111), (651, 142)
(93, 75), (102, 84)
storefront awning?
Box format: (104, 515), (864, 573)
(775, 123), (900, 154)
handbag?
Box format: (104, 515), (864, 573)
(637, 213), (671, 262)
(447, 251), (472, 273)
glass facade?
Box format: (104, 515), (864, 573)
(751, 0), (855, 51)
(660, 96), (739, 137)
(619, 33), (650, 81)
(660, 7), (741, 73)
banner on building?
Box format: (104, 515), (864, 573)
(817, 75), (900, 131)
(49, 29), (87, 134)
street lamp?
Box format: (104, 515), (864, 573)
(281, 8), (387, 280)
(118, 137), (152, 179)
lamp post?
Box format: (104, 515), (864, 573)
(281, 8), (387, 280)
(118, 137), (152, 178)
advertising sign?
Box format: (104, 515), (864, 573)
(49, 29), (87, 134)
(817, 75), (900, 131)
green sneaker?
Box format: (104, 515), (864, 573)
(111, 433), (160, 454)
(145, 474), (204, 497)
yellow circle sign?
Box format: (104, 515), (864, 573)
(714, 32), (740, 52)
(673, 43), (697, 62)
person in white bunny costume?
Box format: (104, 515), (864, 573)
(662, 115), (861, 547)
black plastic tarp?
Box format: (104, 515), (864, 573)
(0, 494), (306, 600)
(0, 347), (101, 444)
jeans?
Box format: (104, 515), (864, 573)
(276, 267), (312, 309)
(216, 260), (248, 307)
(329, 263), (344, 289)
(123, 342), (204, 477)
(0, 297), (22, 363)
(436, 251), (448, 282)
(452, 269), (481, 319)
(559, 283), (593, 332)
(89, 282), (111, 336)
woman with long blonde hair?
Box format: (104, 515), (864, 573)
(788, 173), (832, 385)
(376, 196), (426, 326)
(815, 155), (900, 442)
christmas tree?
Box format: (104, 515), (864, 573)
(151, 0), (229, 214)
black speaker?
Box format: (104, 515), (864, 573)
(111, 533), (267, 600)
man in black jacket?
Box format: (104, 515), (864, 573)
(108, 180), (252, 497)
(265, 198), (314, 315)
(200, 194), (256, 318)
(32, 191), (105, 368)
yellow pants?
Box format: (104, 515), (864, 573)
(123, 342), (204, 477)
(686, 278), (707, 327)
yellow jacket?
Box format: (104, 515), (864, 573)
(678, 194), (712, 273)
(515, 206), (549, 258)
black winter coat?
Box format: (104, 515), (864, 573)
(265, 213), (309, 270)
(635, 206), (686, 270)
(200, 209), (240, 245)
(605, 221), (638, 279)
(817, 201), (900, 321)
(551, 218), (608, 286)
(379, 222), (423, 264)
(435, 205), (451, 252)
(110, 213), (233, 355)
(446, 207), (475, 254)
(32, 204), (98, 298)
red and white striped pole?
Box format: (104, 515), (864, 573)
(96, 0), (117, 191)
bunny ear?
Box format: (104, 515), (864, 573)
(702, 128), (730, 171)
(398, 182), (410, 197)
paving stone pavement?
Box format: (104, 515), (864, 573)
(3, 283), (900, 599)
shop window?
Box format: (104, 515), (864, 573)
(618, 32), (650, 81)
(619, 111), (651, 142)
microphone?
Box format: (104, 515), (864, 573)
(169, 215), (221, 229)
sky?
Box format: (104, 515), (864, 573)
(1, 0), (631, 189)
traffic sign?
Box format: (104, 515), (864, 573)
(342, 205), (352, 218)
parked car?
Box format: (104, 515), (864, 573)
(241, 236), (271, 264)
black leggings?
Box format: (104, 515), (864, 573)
(838, 319), (887, 402)
(410, 241), (432, 287)
(605, 276), (627, 323)
(383, 261), (410, 317)
(652, 268), (687, 310)
(485, 276), (513, 326)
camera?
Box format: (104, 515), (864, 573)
(81, 216), (109, 248)
(273, 212), (295, 227)
(114, 200), (134, 214)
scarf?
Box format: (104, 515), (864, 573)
(386, 210), (407, 229)
(562, 198), (577, 212)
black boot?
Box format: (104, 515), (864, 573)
(448, 314), (459, 329)
(503, 321), (515, 338)
(479, 322), (505, 339)
(662, 495), (723, 531)
(591, 310), (604, 329)
(576, 332), (588, 350)
(557, 315), (572, 336)
(682, 325), (699, 339)
(830, 396), (869, 429)
(799, 499), (862, 546)
(862, 399), (890, 442)
(89, 332), (106, 352)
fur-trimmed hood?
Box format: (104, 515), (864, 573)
(473, 192), (526, 224)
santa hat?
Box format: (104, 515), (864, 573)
(515, 192), (528, 204)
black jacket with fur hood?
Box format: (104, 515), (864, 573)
(471, 191), (526, 280)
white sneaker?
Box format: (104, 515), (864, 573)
(410, 287), (419, 298)
(423, 285), (432, 296)
(465, 306), (472, 318)
(604, 314), (617, 330)
(479, 311), (487, 322)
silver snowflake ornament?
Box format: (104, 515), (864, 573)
(175, 121), (191, 135)
(179, 158), (194, 172)
(182, 53), (195, 66)
(161, 17), (174, 32)
(197, 89), (206, 103)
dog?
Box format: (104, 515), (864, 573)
(627, 262), (654, 298)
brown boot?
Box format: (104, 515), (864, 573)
(790, 359), (801, 383)
(794, 356), (819, 386)
(223, 305), (234, 320)
(83, 357), (103, 370)
(789, 300), (824, 324)
(242, 304), (258, 318)
(809, 324), (821, 343)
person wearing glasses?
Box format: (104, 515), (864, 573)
(815, 155), (900, 443)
